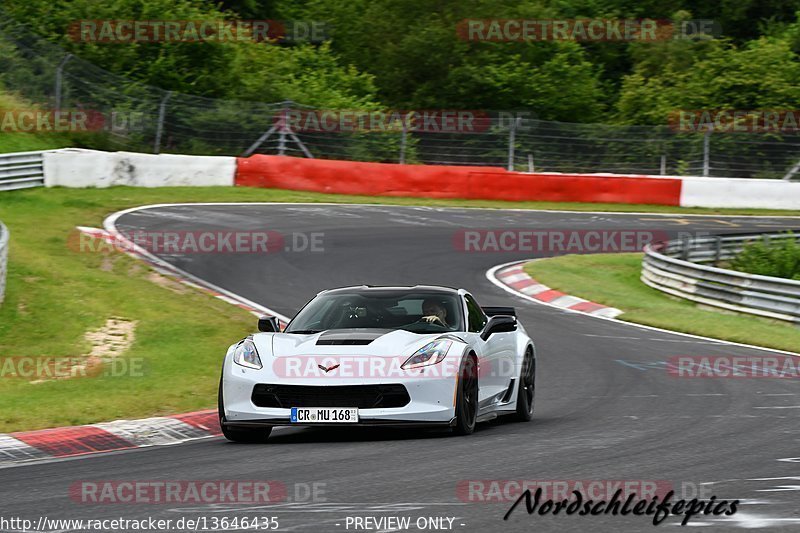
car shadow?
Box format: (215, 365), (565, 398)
(221, 413), (553, 445)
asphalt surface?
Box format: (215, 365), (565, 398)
(3, 204), (800, 533)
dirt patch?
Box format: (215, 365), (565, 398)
(30, 317), (137, 384)
(147, 271), (190, 294)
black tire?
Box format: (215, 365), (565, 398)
(218, 378), (272, 443)
(514, 348), (535, 422)
(453, 355), (478, 435)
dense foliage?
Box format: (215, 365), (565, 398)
(3, 0), (800, 123)
(730, 234), (800, 280)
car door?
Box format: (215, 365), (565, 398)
(462, 293), (515, 406)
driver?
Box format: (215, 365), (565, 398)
(421, 298), (449, 327)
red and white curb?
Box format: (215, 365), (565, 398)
(0, 410), (220, 468)
(493, 261), (622, 319)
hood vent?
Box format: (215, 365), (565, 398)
(314, 328), (391, 346)
(316, 338), (374, 345)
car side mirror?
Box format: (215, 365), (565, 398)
(480, 315), (517, 341)
(257, 315), (281, 332)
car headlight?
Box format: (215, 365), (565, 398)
(233, 338), (262, 369)
(402, 339), (452, 369)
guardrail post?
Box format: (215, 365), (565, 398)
(714, 236), (722, 264)
(660, 155), (666, 175)
(681, 235), (690, 261)
(153, 91), (172, 154)
(528, 153), (534, 172)
(54, 53), (73, 114)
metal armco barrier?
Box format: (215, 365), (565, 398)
(0, 150), (46, 191)
(642, 233), (800, 324)
(0, 222), (8, 305)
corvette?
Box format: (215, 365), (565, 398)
(218, 286), (536, 442)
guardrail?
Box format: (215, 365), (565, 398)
(0, 150), (46, 191)
(642, 232), (800, 325)
(0, 222), (8, 305)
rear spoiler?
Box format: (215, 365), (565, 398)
(481, 306), (516, 317)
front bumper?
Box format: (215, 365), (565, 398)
(221, 417), (457, 429)
(221, 356), (459, 426)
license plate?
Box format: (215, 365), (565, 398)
(290, 407), (359, 423)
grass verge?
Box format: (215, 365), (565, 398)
(0, 92), (74, 153)
(1, 186), (799, 432)
(524, 254), (800, 353)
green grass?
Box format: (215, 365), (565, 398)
(524, 254), (800, 353)
(0, 91), (74, 153)
(1, 186), (799, 432)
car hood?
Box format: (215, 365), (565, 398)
(261, 328), (460, 357)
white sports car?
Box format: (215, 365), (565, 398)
(218, 286), (536, 442)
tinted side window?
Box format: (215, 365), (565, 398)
(465, 294), (488, 332)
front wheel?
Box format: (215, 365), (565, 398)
(453, 355), (478, 435)
(514, 348), (535, 422)
(218, 378), (272, 443)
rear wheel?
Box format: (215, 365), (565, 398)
(453, 355), (478, 435)
(514, 348), (535, 422)
(218, 378), (272, 443)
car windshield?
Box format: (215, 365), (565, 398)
(285, 290), (463, 334)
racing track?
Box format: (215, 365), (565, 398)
(3, 204), (800, 532)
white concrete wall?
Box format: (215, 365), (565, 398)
(39, 148), (800, 209)
(680, 176), (800, 209)
(43, 149), (235, 187)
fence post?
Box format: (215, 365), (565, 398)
(399, 120), (407, 164)
(702, 125), (712, 177)
(527, 153), (534, 173)
(54, 53), (73, 114)
(277, 101), (290, 156)
(781, 158), (800, 180)
(507, 117), (520, 171)
(153, 91), (172, 154)
(660, 154), (666, 175)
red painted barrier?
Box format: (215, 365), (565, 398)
(236, 155), (683, 206)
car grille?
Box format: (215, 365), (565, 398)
(251, 384), (411, 409)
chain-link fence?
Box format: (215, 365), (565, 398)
(2, 16), (800, 179)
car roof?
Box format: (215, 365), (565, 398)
(319, 285), (462, 296)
